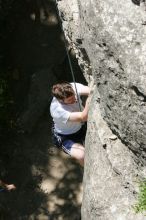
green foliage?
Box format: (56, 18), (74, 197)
(134, 179), (146, 214)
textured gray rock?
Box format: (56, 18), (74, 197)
(57, 0), (146, 219)
(82, 87), (145, 220)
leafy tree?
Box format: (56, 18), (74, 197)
(134, 179), (146, 214)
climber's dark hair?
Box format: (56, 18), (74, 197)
(52, 82), (74, 100)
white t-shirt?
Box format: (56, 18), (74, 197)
(50, 83), (85, 135)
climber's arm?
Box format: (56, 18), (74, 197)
(79, 85), (90, 96)
(68, 97), (90, 122)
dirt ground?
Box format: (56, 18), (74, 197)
(0, 0), (85, 219)
(0, 112), (83, 220)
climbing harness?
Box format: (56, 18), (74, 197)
(54, 0), (82, 111)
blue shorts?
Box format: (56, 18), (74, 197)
(52, 123), (87, 155)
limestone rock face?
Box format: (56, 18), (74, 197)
(57, 0), (146, 219)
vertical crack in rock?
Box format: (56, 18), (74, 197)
(131, 86), (146, 102)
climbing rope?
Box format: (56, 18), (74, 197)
(54, 0), (82, 111)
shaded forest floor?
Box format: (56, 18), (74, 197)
(0, 0), (85, 219)
(1, 112), (83, 220)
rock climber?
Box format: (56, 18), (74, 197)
(50, 82), (90, 166)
